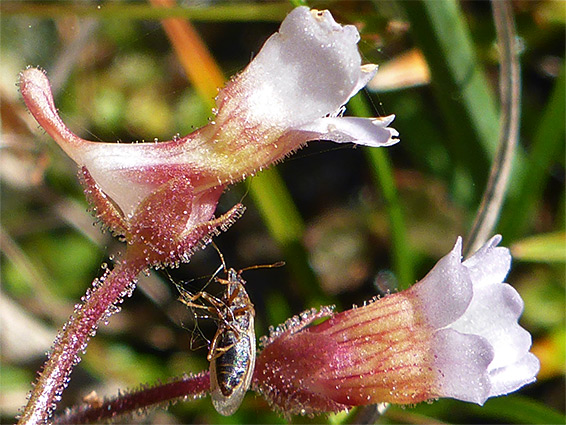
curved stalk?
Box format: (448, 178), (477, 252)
(17, 251), (147, 425)
(464, 1), (521, 256)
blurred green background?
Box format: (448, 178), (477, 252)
(1, 1), (564, 424)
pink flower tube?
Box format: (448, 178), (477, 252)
(19, 7), (398, 266)
(254, 235), (539, 415)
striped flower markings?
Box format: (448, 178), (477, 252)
(253, 236), (540, 416)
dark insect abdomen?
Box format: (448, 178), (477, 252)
(214, 330), (252, 396)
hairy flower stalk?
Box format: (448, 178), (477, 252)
(53, 372), (211, 424)
(18, 255), (146, 425)
(253, 236), (539, 415)
(18, 6), (398, 424)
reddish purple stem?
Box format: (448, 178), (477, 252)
(53, 372), (210, 424)
(17, 253), (147, 425)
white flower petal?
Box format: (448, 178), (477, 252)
(463, 235), (511, 287)
(226, 6), (370, 129)
(292, 115), (399, 147)
(433, 235), (540, 403)
(411, 236), (539, 405)
(488, 353), (540, 397)
(350, 64), (379, 99)
(433, 329), (493, 404)
(77, 140), (192, 217)
(450, 282), (531, 370)
(412, 237), (473, 328)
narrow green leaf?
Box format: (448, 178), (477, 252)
(289, 0), (308, 7)
(397, 0), (518, 205)
(499, 63), (566, 240)
(348, 94), (414, 289)
(467, 395), (566, 425)
(397, 396), (565, 425)
(248, 169), (325, 306)
(1, 2), (292, 21)
(511, 232), (566, 263)
(248, 168), (304, 246)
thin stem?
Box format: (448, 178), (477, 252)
(17, 252), (147, 425)
(499, 63), (565, 240)
(400, 0), (500, 203)
(464, 0), (521, 257)
(53, 372), (210, 424)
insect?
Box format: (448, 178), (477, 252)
(177, 249), (283, 416)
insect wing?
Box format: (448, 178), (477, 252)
(210, 315), (256, 416)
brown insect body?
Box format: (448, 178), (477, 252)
(179, 266), (256, 416)
(209, 269), (255, 415)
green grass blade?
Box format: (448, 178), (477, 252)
(348, 94), (414, 289)
(398, 0), (502, 203)
(365, 146), (415, 289)
(398, 396), (565, 424)
(511, 232), (566, 263)
(467, 395), (566, 424)
(499, 63), (566, 240)
(248, 169), (325, 306)
(1, 2), (292, 21)
(248, 169), (304, 246)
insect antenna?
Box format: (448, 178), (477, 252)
(210, 240), (286, 276)
(238, 261), (286, 274)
